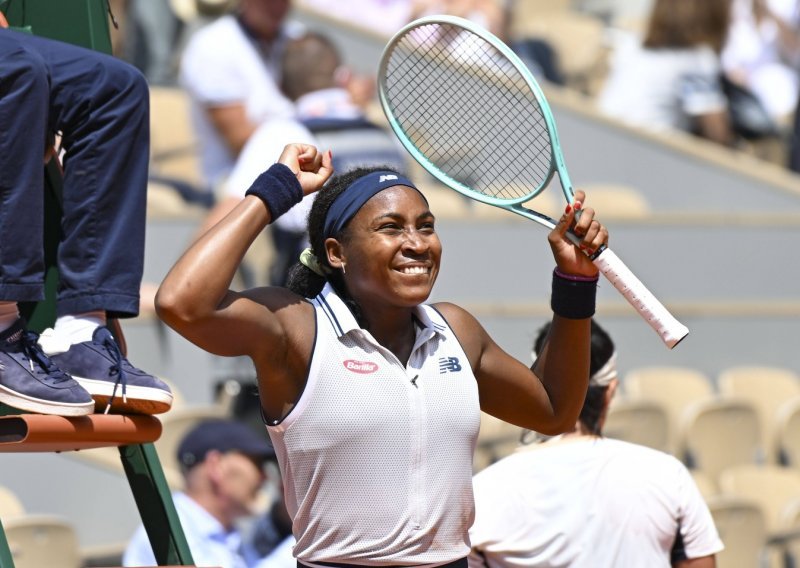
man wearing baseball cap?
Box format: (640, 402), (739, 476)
(123, 418), (284, 568)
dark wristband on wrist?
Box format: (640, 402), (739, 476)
(551, 268), (599, 319)
(244, 163), (303, 220)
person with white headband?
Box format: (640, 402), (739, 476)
(468, 320), (723, 568)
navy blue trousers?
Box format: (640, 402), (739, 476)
(0, 29), (149, 318)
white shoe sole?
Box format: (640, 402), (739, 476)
(74, 377), (173, 415)
(0, 384), (94, 416)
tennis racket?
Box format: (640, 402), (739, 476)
(377, 15), (688, 349)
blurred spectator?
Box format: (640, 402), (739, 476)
(202, 31), (408, 286)
(295, 0), (506, 41)
(597, 0), (735, 147)
(294, 0), (413, 37)
(409, 0), (508, 39)
(178, 0), (302, 194)
(123, 419), (291, 568)
(295, 0), (564, 84)
(722, 0), (800, 125)
(279, 32), (407, 173)
(408, 0), (567, 84)
(468, 320), (723, 568)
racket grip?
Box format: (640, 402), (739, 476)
(592, 248), (689, 349)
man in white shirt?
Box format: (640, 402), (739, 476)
(468, 321), (723, 568)
(123, 419), (292, 568)
(205, 31), (407, 286)
(179, 0), (302, 192)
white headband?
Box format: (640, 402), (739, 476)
(531, 350), (618, 388)
(589, 352), (618, 387)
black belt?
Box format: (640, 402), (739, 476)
(298, 557), (468, 568)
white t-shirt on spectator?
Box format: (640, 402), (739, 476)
(722, 0), (800, 120)
(597, 32), (727, 134)
(225, 117), (317, 234)
(469, 436), (723, 568)
(179, 15), (301, 189)
(295, 0), (411, 37)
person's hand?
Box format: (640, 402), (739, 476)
(547, 189), (607, 278)
(277, 143), (334, 196)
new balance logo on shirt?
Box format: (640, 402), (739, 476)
(439, 357), (462, 373)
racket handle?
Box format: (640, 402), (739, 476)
(592, 248), (689, 349)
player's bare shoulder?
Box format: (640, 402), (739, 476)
(431, 301), (488, 362)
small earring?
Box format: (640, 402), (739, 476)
(341, 263), (346, 275)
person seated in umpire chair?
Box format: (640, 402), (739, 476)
(0, 16), (172, 417)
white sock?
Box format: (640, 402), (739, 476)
(53, 311), (107, 345)
(0, 302), (19, 333)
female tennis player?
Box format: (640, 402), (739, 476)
(156, 143), (609, 568)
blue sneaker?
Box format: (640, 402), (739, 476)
(44, 326), (173, 415)
(0, 319), (94, 416)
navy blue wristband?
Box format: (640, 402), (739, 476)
(551, 269), (598, 319)
(244, 163), (303, 220)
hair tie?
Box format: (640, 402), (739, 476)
(299, 248), (329, 276)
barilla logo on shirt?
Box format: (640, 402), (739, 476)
(344, 360), (379, 374)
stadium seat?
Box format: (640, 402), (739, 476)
(776, 397), (800, 467)
(0, 488), (24, 520)
(147, 180), (207, 219)
(691, 470), (718, 500)
(681, 398), (762, 484)
(718, 464), (800, 567)
(718, 366), (800, 464)
(603, 398), (669, 453)
(706, 494), (768, 568)
(3, 514), (82, 568)
(510, 0), (572, 19)
(622, 366), (715, 456)
(507, 11), (608, 94)
(148, 86), (202, 188)
(776, 497), (800, 567)
(576, 182), (651, 220)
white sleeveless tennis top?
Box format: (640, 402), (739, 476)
(267, 283), (480, 566)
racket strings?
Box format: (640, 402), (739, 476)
(383, 22), (553, 201)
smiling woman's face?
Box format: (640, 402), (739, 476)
(328, 185), (441, 312)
